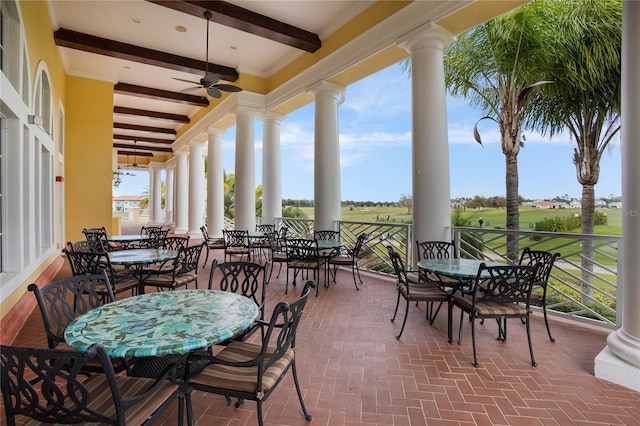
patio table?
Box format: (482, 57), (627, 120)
(108, 234), (150, 249)
(417, 258), (504, 342)
(64, 289), (259, 358)
(107, 248), (179, 293)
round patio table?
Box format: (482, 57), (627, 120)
(64, 290), (259, 358)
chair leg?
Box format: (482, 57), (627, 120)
(391, 291), (402, 322)
(471, 315), (479, 367)
(396, 297), (410, 339)
(291, 361), (313, 421)
(427, 301), (444, 325)
(257, 400), (264, 426)
(202, 246), (209, 269)
(542, 300), (555, 342)
(526, 314), (537, 367)
(351, 265), (359, 291)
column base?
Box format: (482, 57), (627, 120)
(594, 330), (640, 392)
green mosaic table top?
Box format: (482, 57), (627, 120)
(65, 290), (259, 357)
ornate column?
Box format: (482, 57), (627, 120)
(595, 1), (640, 391)
(207, 128), (226, 239)
(234, 106), (257, 232)
(164, 160), (175, 226)
(261, 112), (284, 226)
(174, 151), (189, 234)
(400, 23), (454, 262)
(310, 81), (345, 231)
(148, 162), (164, 225)
(188, 141), (205, 237)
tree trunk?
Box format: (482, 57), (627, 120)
(505, 154), (520, 261)
(581, 183), (595, 303)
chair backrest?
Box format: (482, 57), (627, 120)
(266, 231), (284, 252)
(352, 233), (369, 257)
(141, 226), (169, 248)
(260, 281), (315, 375)
(518, 247), (560, 287)
(1, 344), (112, 424)
(27, 270), (114, 349)
(68, 239), (105, 253)
(158, 235), (190, 250)
(208, 260), (268, 318)
(0, 343), (177, 425)
(472, 264), (539, 305)
(386, 245), (407, 286)
(64, 248), (105, 276)
(82, 227), (109, 247)
(257, 224), (275, 233)
(223, 229), (250, 248)
(278, 226), (289, 240)
(314, 230), (339, 241)
(141, 225), (163, 235)
(416, 240), (456, 261)
(173, 243), (204, 275)
(200, 225), (211, 241)
(286, 238), (319, 262)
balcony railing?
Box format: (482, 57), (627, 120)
(277, 218), (620, 329)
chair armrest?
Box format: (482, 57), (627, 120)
(121, 361), (180, 406)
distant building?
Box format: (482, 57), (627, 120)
(595, 199), (608, 209)
(113, 195), (144, 211)
(569, 199), (582, 209)
(609, 202), (623, 209)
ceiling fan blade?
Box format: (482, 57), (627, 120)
(172, 77), (200, 85)
(180, 86), (203, 93)
(207, 86), (222, 98)
(213, 83), (243, 93)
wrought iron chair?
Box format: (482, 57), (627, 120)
(251, 225), (274, 261)
(157, 235), (190, 251)
(63, 245), (139, 299)
(519, 247), (561, 342)
(82, 226), (119, 251)
(140, 226), (169, 248)
(0, 344), (181, 426)
(286, 238), (322, 296)
(222, 229), (251, 262)
(415, 239), (461, 289)
(451, 263), (540, 367)
(142, 243), (204, 292)
(328, 233), (369, 290)
(200, 225), (224, 268)
(27, 270), (128, 374)
(208, 260), (268, 342)
(387, 245), (449, 339)
(184, 281), (315, 426)
(266, 231), (288, 282)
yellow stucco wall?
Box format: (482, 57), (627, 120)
(64, 76), (115, 243)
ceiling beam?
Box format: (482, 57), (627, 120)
(146, 0), (321, 53)
(113, 106), (190, 123)
(114, 143), (173, 154)
(113, 134), (174, 144)
(114, 83), (209, 107)
(54, 28), (239, 81)
(114, 122), (176, 135)
(116, 150), (155, 157)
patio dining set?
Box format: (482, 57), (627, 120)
(1, 224), (561, 425)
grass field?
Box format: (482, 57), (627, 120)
(298, 206), (622, 236)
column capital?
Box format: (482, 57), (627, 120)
(308, 80), (345, 99)
(234, 105), (261, 119)
(207, 127), (226, 138)
(398, 21), (454, 54)
(260, 111), (286, 124)
(148, 161), (165, 171)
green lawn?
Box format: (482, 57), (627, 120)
(299, 205), (622, 237)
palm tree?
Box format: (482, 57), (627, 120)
(139, 181), (166, 209)
(442, 3), (552, 260)
(526, 0), (621, 300)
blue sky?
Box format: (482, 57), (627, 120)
(115, 63), (622, 202)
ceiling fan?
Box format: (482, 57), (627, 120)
(126, 142), (143, 170)
(173, 11), (242, 99)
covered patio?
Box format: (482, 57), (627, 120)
(10, 225), (639, 425)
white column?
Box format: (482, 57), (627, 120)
(234, 107), (257, 232)
(165, 162), (175, 226)
(310, 81), (344, 231)
(174, 151), (189, 234)
(261, 112), (284, 226)
(188, 141), (205, 237)
(207, 128), (226, 239)
(401, 23), (454, 260)
(595, 1), (640, 392)
(149, 162), (163, 225)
